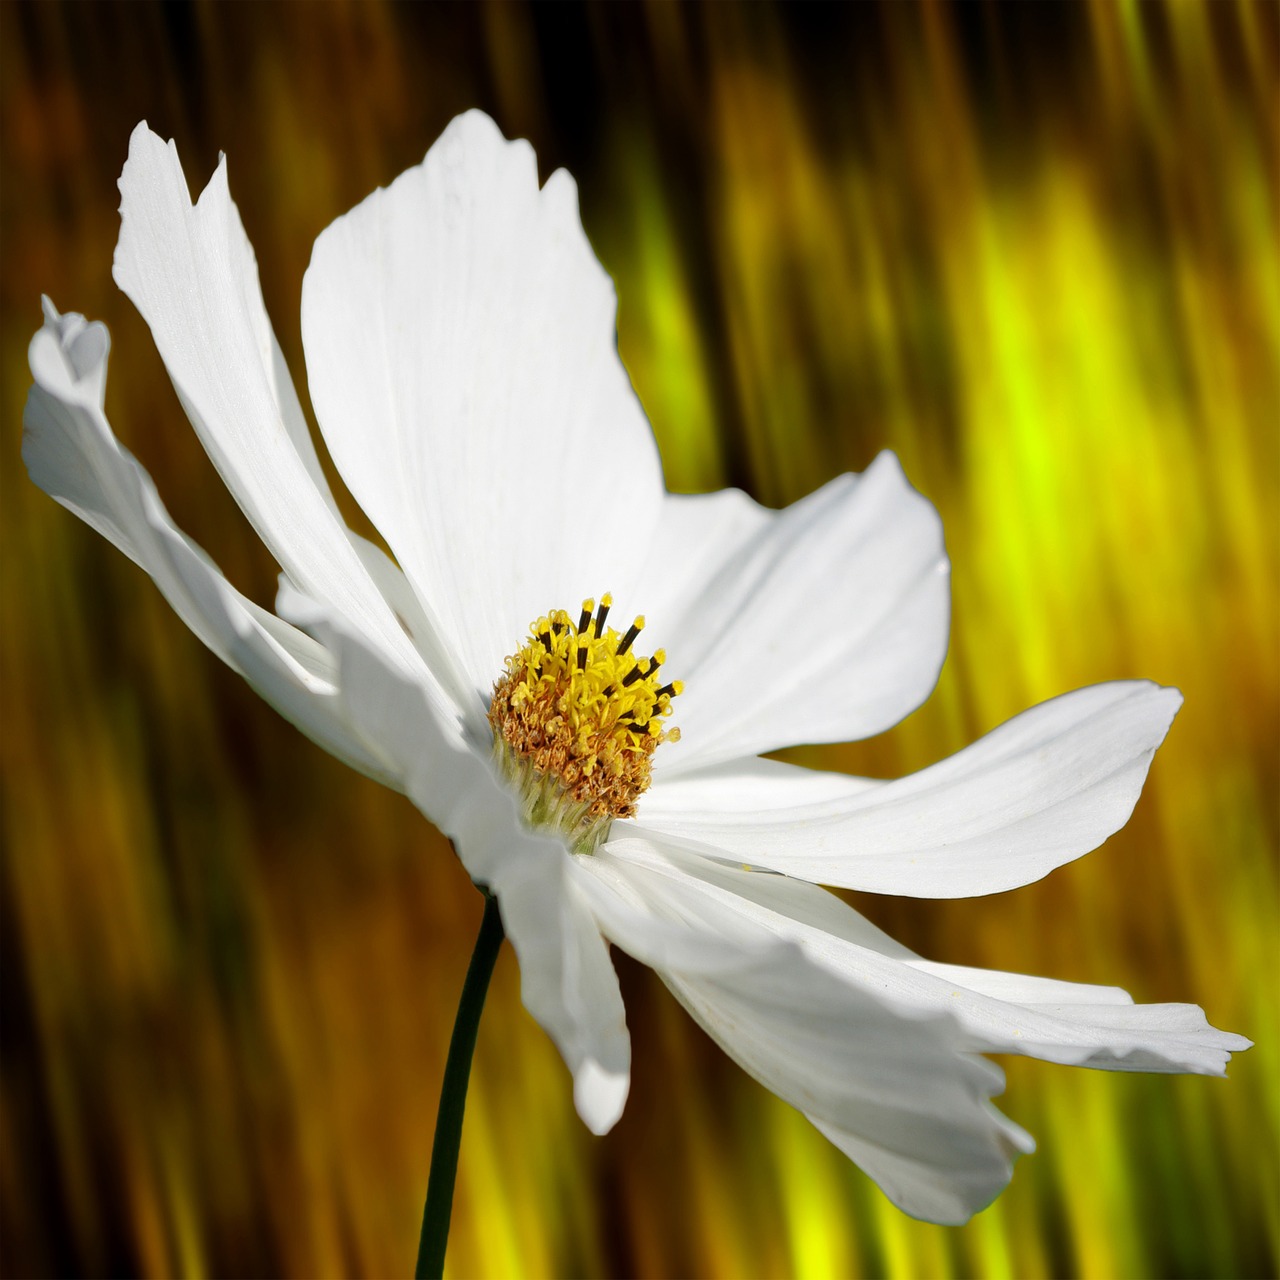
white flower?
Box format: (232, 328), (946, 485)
(23, 111), (1248, 1226)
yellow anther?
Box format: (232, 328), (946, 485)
(488, 592), (682, 853)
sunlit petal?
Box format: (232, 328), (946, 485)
(638, 681), (1182, 896)
(639, 452), (950, 772)
(112, 123), (461, 714)
(302, 110), (665, 706)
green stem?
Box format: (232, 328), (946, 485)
(415, 890), (505, 1280)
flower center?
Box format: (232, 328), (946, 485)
(488, 594), (681, 854)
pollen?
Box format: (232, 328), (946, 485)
(488, 594), (682, 853)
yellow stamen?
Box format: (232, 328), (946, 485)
(488, 593), (681, 853)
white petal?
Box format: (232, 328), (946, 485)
(619, 836), (1248, 1081)
(304, 611), (631, 1134)
(638, 753), (880, 817)
(626, 485), (771, 641)
(301, 110), (665, 704)
(635, 453), (950, 774)
(638, 681), (1183, 896)
(574, 841), (1031, 1225)
(23, 301), (391, 785)
(111, 124), (451, 712)
(907, 962), (1252, 1075)
(810, 1108), (1033, 1228)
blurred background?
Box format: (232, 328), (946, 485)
(2, 2), (1276, 1276)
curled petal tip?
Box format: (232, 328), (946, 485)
(573, 1058), (630, 1136)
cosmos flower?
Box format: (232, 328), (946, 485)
(23, 111), (1248, 1226)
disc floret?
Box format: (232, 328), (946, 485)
(488, 594), (681, 853)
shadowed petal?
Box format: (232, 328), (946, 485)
(574, 839), (1030, 1225)
(23, 301), (393, 785)
(614, 836), (1248, 1078)
(289, 604), (632, 1136)
(906, 962), (1252, 1074)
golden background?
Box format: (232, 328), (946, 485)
(2, 2), (1276, 1276)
